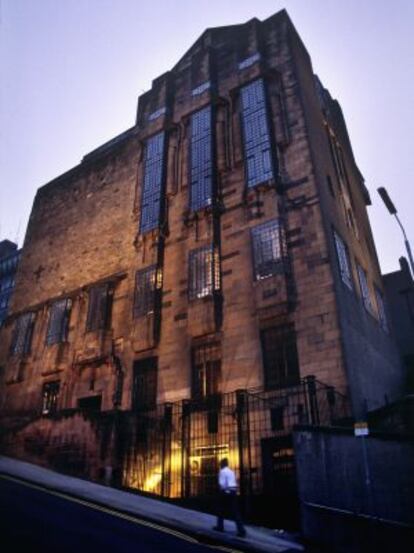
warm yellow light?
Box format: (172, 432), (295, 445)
(143, 467), (162, 492)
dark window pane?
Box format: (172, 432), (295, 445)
(240, 79), (274, 187)
(132, 357), (158, 411)
(134, 265), (156, 317)
(140, 132), (166, 234)
(357, 264), (373, 312)
(333, 231), (353, 290)
(192, 343), (221, 399)
(251, 219), (285, 280)
(78, 395), (102, 412)
(10, 312), (35, 356)
(261, 325), (300, 389)
(189, 106), (213, 211)
(86, 283), (111, 332)
(46, 298), (71, 345)
(42, 381), (60, 415)
(375, 287), (388, 332)
(270, 407), (285, 431)
(188, 245), (217, 300)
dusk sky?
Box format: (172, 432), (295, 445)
(1, 0), (413, 274)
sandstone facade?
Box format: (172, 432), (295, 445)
(0, 10), (402, 423)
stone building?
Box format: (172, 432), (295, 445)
(0, 9), (404, 517)
(0, 240), (21, 326)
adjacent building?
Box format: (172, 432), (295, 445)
(0, 10), (404, 515)
(383, 257), (414, 392)
(0, 240), (21, 327)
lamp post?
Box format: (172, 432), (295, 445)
(377, 187), (414, 277)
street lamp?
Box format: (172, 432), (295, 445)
(377, 187), (414, 277)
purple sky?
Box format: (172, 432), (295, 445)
(1, 0), (413, 274)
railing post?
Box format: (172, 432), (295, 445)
(161, 403), (172, 497)
(305, 375), (319, 425)
(236, 389), (250, 516)
(326, 386), (336, 424)
(181, 399), (191, 498)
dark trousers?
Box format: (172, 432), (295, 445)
(216, 490), (245, 534)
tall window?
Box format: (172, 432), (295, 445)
(251, 219), (286, 280)
(86, 283), (112, 332)
(375, 287), (388, 332)
(134, 265), (157, 317)
(132, 357), (158, 411)
(10, 312), (35, 356)
(42, 381), (60, 415)
(140, 132), (166, 234)
(333, 231), (353, 290)
(357, 264), (373, 312)
(240, 78), (274, 188)
(189, 106), (213, 211)
(260, 325), (300, 389)
(192, 342), (221, 399)
(188, 245), (220, 300)
(46, 298), (71, 345)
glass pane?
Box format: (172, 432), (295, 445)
(240, 79), (274, 188)
(140, 132), (166, 234)
(190, 106), (213, 211)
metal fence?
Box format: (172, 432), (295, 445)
(0, 375), (350, 528)
(118, 376), (350, 525)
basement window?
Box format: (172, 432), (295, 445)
(261, 325), (300, 390)
(46, 298), (72, 345)
(192, 342), (221, 399)
(42, 381), (60, 415)
(10, 312), (35, 356)
(132, 357), (158, 411)
(78, 395), (102, 412)
(240, 78), (275, 188)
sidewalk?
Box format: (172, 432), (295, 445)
(0, 455), (303, 553)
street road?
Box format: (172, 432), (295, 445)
(0, 475), (236, 553)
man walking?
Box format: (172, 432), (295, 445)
(214, 458), (246, 538)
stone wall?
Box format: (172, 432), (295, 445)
(0, 10), (401, 421)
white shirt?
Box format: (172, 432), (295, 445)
(218, 466), (237, 491)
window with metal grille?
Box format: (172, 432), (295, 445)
(189, 106), (213, 211)
(192, 342), (221, 399)
(375, 287), (388, 332)
(86, 283), (112, 332)
(10, 312), (35, 356)
(333, 231), (353, 290)
(46, 298), (71, 345)
(132, 357), (158, 411)
(357, 264), (373, 312)
(134, 265), (157, 317)
(240, 78), (274, 188)
(261, 325), (300, 389)
(251, 219), (286, 280)
(42, 381), (60, 415)
(188, 245), (220, 300)
(140, 132), (166, 234)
